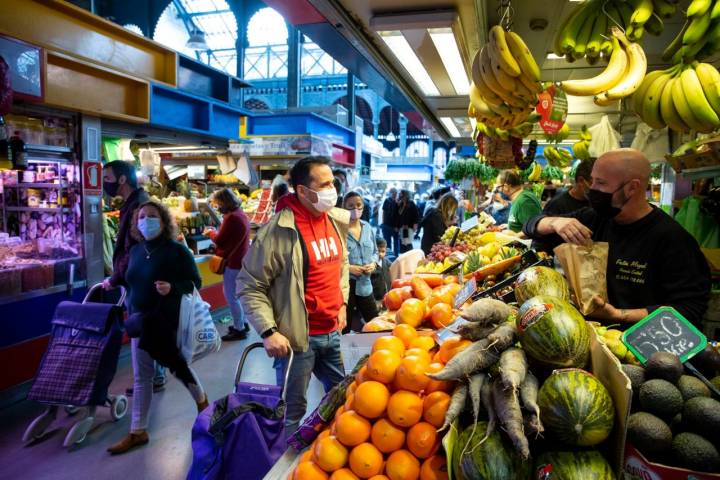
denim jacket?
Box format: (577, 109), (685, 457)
(347, 220), (378, 297)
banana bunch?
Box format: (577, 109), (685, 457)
(468, 26), (543, 130)
(527, 162), (543, 182)
(633, 62), (720, 133)
(560, 28), (647, 107)
(544, 146), (573, 168)
(475, 114), (541, 141)
(572, 126), (593, 160)
(554, 0), (673, 63)
(543, 123), (570, 143)
(662, 0), (720, 64)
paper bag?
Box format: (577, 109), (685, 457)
(554, 242), (609, 315)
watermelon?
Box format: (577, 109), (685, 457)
(534, 450), (616, 479)
(538, 369), (615, 447)
(452, 422), (530, 480)
(515, 266), (569, 304)
(517, 296), (590, 368)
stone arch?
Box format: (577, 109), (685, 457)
(333, 96), (374, 136)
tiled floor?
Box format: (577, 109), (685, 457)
(0, 323), (325, 480)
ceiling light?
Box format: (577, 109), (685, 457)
(429, 28), (470, 95)
(379, 31), (440, 96)
(546, 52), (565, 60)
(440, 117), (462, 138)
(186, 29), (209, 51)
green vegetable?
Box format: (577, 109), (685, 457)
(453, 421), (530, 480)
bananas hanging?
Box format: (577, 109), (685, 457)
(560, 28), (647, 106)
(572, 126), (593, 161)
(554, 0), (672, 62)
(633, 62), (720, 133)
(543, 123), (570, 144)
(663, 0), (720, 63)
(468, 26), (542, 133)
(544, 146), (574, 168)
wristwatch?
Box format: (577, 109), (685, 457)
(261, 327), (279, 339)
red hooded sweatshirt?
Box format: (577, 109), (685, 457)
(286, 194), (344, 335)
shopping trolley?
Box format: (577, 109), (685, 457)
(22, 283), (128, 447)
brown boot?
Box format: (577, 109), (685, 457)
(107, 431), (149, 455)
(196, 395), (209, 413)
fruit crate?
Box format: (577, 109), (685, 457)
(624, 443), (720, 479)
(666, 141), (720, 173)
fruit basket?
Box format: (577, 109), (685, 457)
(666, 141), (720, 173)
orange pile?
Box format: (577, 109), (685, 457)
(380, 275), (462, 331)
(290, 326), (461, 480)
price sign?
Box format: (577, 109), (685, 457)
(622, 307), (707, 364)
(454, 277), (477, 309)
(461, 215), (479, 233)
(537, 83), (568, 135)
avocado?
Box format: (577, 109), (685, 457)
(639, 379), (684, 419)
(677, 375), (711, 401)
(622, 364), (646, 391)
(627, 412), (673, 460)
(683, 396), (720, 444)
(690, 346), (720, 378)
(645, 352), (684, 384)
(672, 432), (720, 473)
(671, 413), (683, 436)
(712, 375), (720, 392)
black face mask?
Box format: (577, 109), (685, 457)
(103, 181), (119, 197)
(586, 183), (626, 219)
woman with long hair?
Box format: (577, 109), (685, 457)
(419, 192), (459, 255)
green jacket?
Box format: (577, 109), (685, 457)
(508, 189), (542, 233)
(237, 206), (350, 352)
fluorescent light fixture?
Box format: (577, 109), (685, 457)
(429, 28), (470, 95)
(440, 117), (462, 138)
(379, 31), (440, 96)
(547, 53), (565, 60)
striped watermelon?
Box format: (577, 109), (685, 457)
(452, 421), (530, 480)
(538, 369), (615, 447)
(514, 266), (569, 305)
(534, 450), (616, 479)
(517, 296), (590, 369)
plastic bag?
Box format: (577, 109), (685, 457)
(177, 288), (221, 364)
(588, 115), (621, 158)
(675, 196), (720, 248)
(554, 242), (609, 315)
(630, 123), (669, 162)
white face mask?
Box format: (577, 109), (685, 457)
(349, 208), (362, 220)
(138, 217), (162, 240)
(306, 187), (337, 213)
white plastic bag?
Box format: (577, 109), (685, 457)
(588, 115), (621, 158)
(177, 288), (221, 364)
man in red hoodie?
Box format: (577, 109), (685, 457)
(238, 156), (350, 437)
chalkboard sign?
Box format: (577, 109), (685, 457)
(454, 278), (477, 309)
(622, 307), (707, 364)
(461, 215), (479, 233)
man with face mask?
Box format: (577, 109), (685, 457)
(543, 158), (594, 215)
(237, 156), (350, 438)
(524, 148), (710, 326)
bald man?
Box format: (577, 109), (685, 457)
(524, 148), (710, 326)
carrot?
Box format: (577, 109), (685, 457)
(520, 371), (544, 438)
(440, 382), (468, 431)
(499, 348), (528, 393)
(492, 377), (530, 459)
(487, 322), (517, 352)
(427, 339), (499, 381)
(455, 322), (495, 341)
(464, 255), (522, 281)
(468, 373), (486, 424)
(461, 298), (513, 326)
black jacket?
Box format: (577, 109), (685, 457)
(419, 208), (447, 254)
(109, 188), (149, 287)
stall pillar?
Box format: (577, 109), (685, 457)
(346, 73), (355, 128)
(399, 115), (408, 159)
(81, 115), (105, 287)
(287, 25), (301, 109)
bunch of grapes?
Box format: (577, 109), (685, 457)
(428, 241), (470, 262)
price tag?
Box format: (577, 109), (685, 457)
(436, 317), (471, 344)
(537, 84), (568, 135)
(622, 307), (707, 364)
(461, 215), (479, 233)
(454, 277), (477, 309)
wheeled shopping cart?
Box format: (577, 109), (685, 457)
(22, 283), (128, 447)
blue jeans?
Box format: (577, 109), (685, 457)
(381, 224), (400, 256)
(223, 267), (245, 330)
(273, 331), (345, 436)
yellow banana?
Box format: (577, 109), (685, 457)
(679, 66), (720, 129)
(505, 31), (541, 82)
(519, 74), (543, 94)
(560, 35), (627, 96)
(641, 70), (673, 129)
(480, 48), (526, 108)
(469, 83), (499, 118)
(672, 73), (712, 132)
(490, 59), (521, 93)
(694, 63), (720, 116)
(595, 29), (647, 102)
(488, 25), (522, 77)
(660, 77), (690, 133)
(471, 49), (483, 87)
(633, 69), (665, 116)
(631, 0), (653, 26)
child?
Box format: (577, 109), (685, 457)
(372, 238), (392, 302)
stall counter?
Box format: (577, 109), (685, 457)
(194, 254), (226, 311)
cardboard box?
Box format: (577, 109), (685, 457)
(624, 443), (720, 480)
(339, 332), (386, 375)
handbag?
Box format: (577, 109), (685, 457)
(209, 236), (243, 275)
(178, 288), (221, 364)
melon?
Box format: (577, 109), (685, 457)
(452, 422), (529, 480)
(534, 450), (616, 479)
(516, 296), (590, 369)
(514, 266), (569, 304)
(538, 369), (615, 447)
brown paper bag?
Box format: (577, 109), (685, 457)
(554, 242), (609, 315)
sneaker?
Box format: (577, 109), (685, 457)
(222, 326), (247, 341)
(125, 381), (166, 397)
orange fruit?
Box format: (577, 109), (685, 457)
(394, 358), (430, 393)
(411, 276), (433, 300)
(300, 449), (314, 463)
(344, 393), (354, 411)
(404, 348), (432, 364)
(422, 391), (451, 428)
(372, 336), (406, 357)
(294, 461), (329, 480)
(371, 417), (406, 453)
(438, 337), (471, 364)
(366, 350), (402, 384)
(330, 468), (360, 480)
(387, 390), (424, 428)
(348, 443), (384, 478)
(353, 381), (390, 419)
(356, 366), (370, 384)
(393, 324), (418, 348)
(314, 436), (348, 472)
(420, 455), (448, 480)
(409, 336), (435, 351)
(335, 411), (372, 447)
(317, 430), (331, 442)
(396, 298), (426, 328)
(384, 287), (413, 310)
(406, 422), (439, 459)
(428, 303), (454, 330)
(443, 276), (458, 284)
(335, 406), (346, 422)
(385, 449), (421, 480)
(368, 477), (389, 480)
(348, 382), (358, 396)
(431, 352), (443, 363)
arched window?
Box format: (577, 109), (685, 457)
(434, 148), (447, 167)
(154, 0), (238, 75)
(244, 7), (289, 79)
(407, 141), (429, 158)
(123, 24), (144, 36)
(302, 35), (346, 77)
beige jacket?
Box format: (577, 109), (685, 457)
(237, 206), (350, 352)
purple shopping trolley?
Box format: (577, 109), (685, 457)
(23, 283), (128, 447)
(188, 342), (294, 480)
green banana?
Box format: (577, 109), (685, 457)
(687, 0), (713, 17)
(645, 14), (664, 36)
(618, 2), (635, 29)
(628, 25), (645, 42)
(641, 70), (673, 129)
(676, 36), (709, 63)
(554, 2), (587, 55)
(580, 125), (592, 141)
(652, 0), (677, 18)
(586, 14), (608, 58)
(662, 20), (689, 61)
(631, 0), (654, 26)
(633, 69), (665, 116)
(712, 0), (720, 20)
(680, 66), (720, 129)
(573, 13), (599, 59)
(684, 12), (713, 46)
